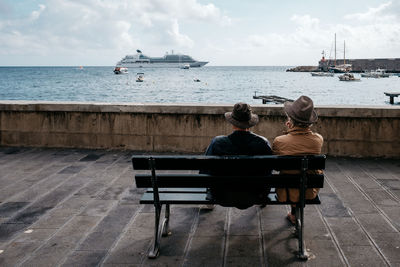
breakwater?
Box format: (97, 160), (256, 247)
(0, 101), (399, 158)
(319, 58), (400, 72)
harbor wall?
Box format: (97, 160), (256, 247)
(0, 101), (399, 158)
(319, 58), (400, 72)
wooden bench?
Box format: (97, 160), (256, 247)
(132, 155), (326, 260)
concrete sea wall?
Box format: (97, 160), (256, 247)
(0, 101), (399, 158)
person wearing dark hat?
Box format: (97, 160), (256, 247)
(272, 95), (323, 224)
(203, 102), (272, 209)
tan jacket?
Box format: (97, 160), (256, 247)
(272, 127), (323, 202)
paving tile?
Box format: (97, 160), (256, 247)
(306, 239), (346, 266)
(319, 193), (350, 218)
(79, 199), (117, 216)
(357, 213), (398, 233)
(325, 217), (371, 246)
(377, 206), (400, 231)
(79, 153), (104, 162)
(195, 206), (227, 237)
(377, 179), (400, 190)
(0, 223), (30, 241)
(0, 202), (30, 218)
(32, 208), (77, 229)
(227, 235), (261, 258)
(78, 204), (139, 250)
(225, 256), (263, 267)
(21, 215), (99, 266)
(161, 206), (198, 236)
(263, 230), (301, 266)
(61, 250), (107, 267)
(366, 189), (399, 206)
(368, 232), (400, 264)
(13, 228), (57, 243)
(229, 206), (259, 236)
(103, 230), (151, 265)
(183, 236), (224, 267)
(0, 241), (39, 266)
(141, 234), (187, 266)
(341, 245), (387, 266)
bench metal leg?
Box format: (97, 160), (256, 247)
(148, 204), (171, 259)
(295, 206), (308, 260)
(162, 204), (171, 237)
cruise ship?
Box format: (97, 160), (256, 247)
(116, 50), (208, 68)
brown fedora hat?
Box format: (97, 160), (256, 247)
(284, 95), (318, 124)
(225, 102), (259, 129)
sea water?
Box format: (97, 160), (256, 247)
(0, 66), (399, 105)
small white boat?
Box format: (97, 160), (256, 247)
(361, 68), (390, 78)
(114, 67), (128, 74)
(136, 72), (144, 82)
(311, 72), (334, 77)
(338, 73), (360, 81)
(180, 64), (190, 69)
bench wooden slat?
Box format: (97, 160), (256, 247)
(140, 192), (210, 204)
(135, 174), (324, 188)
(146, 188), (207, 193)
(132, 155), (326, 171)
(140, 192), (321, 205)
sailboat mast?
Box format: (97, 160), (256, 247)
(334, 33), (336, 66)
(344, 40), (346, 65)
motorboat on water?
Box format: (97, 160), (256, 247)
(338, 73), (360, 81)
(116, 49), (208, 68)
(180, 64), (190, 69)
(114, 67), (128, 74)
(361, 68), (390, 78)
(136, 72), (144, 82)
(311, 72), (334, 77)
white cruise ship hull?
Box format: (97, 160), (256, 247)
(116, 61), (208, 68)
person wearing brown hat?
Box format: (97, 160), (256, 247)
(203, 102), (272, 209)
(272, 95), (323, 224)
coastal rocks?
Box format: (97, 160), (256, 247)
(286, 66), (318, 72)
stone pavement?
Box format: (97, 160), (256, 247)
(0, 147), (399, 266)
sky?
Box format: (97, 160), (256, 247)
(0, 0), (399, 66)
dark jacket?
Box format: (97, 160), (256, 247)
(204, 130), (272, 209)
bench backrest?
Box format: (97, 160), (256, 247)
(132, 155), (326, 189)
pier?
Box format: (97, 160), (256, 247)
(385, 92), (400, 104)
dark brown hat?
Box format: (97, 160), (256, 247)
(225, 102), (259, 129)
(284, 95), (318, 124)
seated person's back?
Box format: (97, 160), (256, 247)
(204, 102), (272, 209)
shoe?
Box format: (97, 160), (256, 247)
(286, 212), (296, 225)
(200, 204), (215, 210)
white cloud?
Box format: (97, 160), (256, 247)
(344, 1), (394, 21)
(0, 0), (230, 65)
(167, 19), (194, 47)
(30, 4), (46, 21)
(226, 2), (400, 65)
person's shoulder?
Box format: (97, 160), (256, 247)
(212, 135), (229, 143)
(273, 133), (289, 143)
(312, 132), (324, 143)
(251, 132), (269, 142)
(209, 135), (231, 147)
